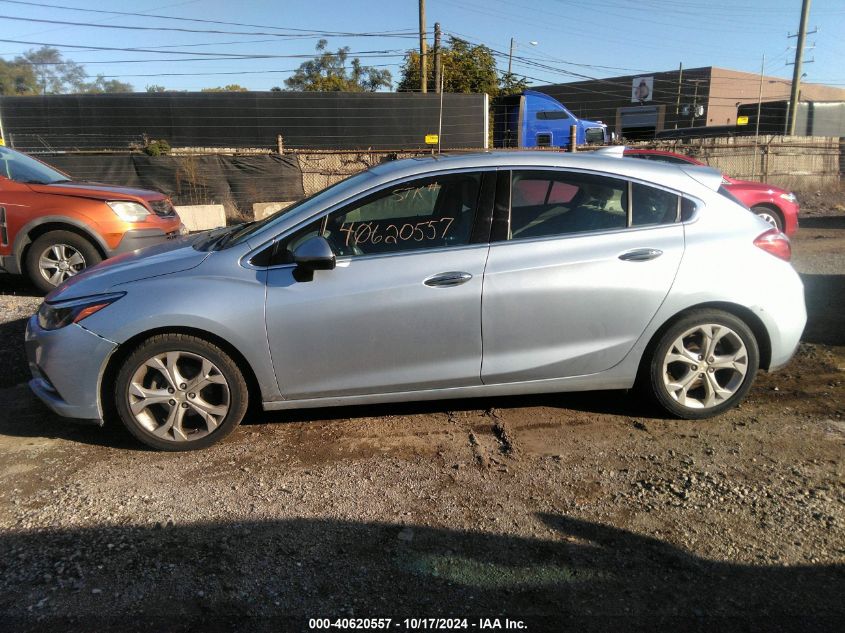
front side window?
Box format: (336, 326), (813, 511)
(509, 170), (627, 240)
(321, 173), (482, 257)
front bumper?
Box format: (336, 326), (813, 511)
(26, 315), (117, 422)
(110, 225), (187, 256)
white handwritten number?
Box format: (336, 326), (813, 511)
(338, 218), (457, 250)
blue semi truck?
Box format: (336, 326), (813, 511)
(493, 90), (609, 149)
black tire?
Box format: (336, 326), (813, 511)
(751, 206), (783, 232)
(25, 230), (102, 293)
(643, 309), (759, 419)
(114, 334), (249, 451)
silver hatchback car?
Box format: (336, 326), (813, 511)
(26, 152), (806, 450)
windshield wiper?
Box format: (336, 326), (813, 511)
(214, 221), (254, 250)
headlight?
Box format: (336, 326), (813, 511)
(779, 192), (798, 204)
(107, 201), (150, 222)
(37, 293), (125, 331)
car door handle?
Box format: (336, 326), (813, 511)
(424, 271), (473, 287)
(619, 248), (663, 262)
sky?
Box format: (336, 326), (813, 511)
(0, 0), (843, 92)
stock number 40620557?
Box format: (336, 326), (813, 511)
(338, 217), (455, 247)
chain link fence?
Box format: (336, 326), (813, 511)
(630, 135), (842, 191)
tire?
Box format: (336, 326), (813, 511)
(644, 309), (759, 419)
(751, 206), (783, 232)
(25, 230), (102, 293)
(114, 334), (249, 451)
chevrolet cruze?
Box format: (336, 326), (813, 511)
(26, 152), (806, 450)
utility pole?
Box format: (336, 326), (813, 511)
(689, 78), (705, 127)
(434, 22), (442, 95)
(419, 0), (427, 93)
(507, 37), (515, 76)
(787, 0), (812, 135)
(674, 62), (683, 129)
(753, 53), (764, 178)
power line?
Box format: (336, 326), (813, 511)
(0, 13), (419, 40)
(0, 38), (406, 59)
(0, 0), (416, 37)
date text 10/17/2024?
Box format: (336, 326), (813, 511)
(307, 618), (527, 630)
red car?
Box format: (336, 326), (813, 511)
(624, 149), (798, 235)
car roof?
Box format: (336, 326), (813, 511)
(366, 150), (718, 194)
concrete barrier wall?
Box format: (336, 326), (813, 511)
(175, 205), (226, 231)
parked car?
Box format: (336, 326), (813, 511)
(26, 152), (805, 451)
(0, 146), (185, 292)
(623, 148), (799, 235)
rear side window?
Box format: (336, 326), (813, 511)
(631, 182), (679, 226)
(509, 170), (627, 239)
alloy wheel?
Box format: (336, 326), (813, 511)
(38, 243), (86, 286)
(662, 324), (749, 409)
(127, 351), (230, 442)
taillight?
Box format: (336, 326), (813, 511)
(754, 229), (791, 262)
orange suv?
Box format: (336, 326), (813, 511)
(0, 146), (184, 292)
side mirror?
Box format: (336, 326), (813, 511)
(292, 235), (335, 282)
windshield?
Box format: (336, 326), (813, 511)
(219, 169), (375, 248)
(0, 146), (70, 184)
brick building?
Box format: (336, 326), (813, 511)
(535, 66), (845, 139)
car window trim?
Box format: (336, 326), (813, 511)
(496, 166), (700, 244)
(243, 167), (496, 270)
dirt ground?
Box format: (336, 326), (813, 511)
(0, 208), (843, 632)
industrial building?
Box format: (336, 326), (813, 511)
(535, 66), (845, 139)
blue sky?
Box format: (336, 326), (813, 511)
(0, 0), (843, 91)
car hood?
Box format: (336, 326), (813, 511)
(46, 236), (211, 302)
(27, 181), (165, 203)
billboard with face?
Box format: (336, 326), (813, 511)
(632, 77), (654, 103)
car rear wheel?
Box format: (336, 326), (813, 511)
(751, 206), (783, 232)
(25, 230), (102, 293)
(115, 334), (248, 451)
(645, 310), (759, 419)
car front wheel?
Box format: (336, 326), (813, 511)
(115, 334), (249, 451)
(26, 230), (102, 293)
(645, 310), (759, 419)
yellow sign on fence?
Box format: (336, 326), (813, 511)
(736, 116), (749, 126)
(425, 134), (439, 145)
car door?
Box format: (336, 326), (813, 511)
(263, 170), (494, 400)
(481, 169), (687, 384)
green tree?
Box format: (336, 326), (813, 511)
(398, 36), (528, 96)
(80, 75), (133, 94)
(284, 39), (392, 92)
(16, 46), (133, 94)
(146, 84), (167, 93)
(0, 58), (38, 95)
(21, 46), (86, 94)
(201, 84), (249, 92)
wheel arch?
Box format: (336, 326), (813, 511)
(16, 219), (109, 274)
(749, 202), (784, 226)
(99, 326), (264, 425)
(639, 301), (773, 378)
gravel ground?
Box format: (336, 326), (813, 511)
(0, 209), (843, 632)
